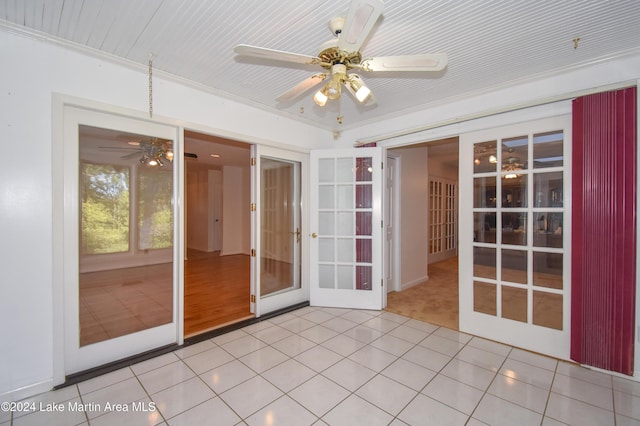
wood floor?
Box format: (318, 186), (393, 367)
(184, 249), (251, 336)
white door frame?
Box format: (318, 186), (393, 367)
(384, 153), (402, 294)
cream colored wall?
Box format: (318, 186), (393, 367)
(393, 145), (429, 290)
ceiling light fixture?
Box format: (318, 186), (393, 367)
(313, 64), (374, 107)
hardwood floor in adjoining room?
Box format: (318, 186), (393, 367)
(385, 256), (459, 330)
(184, 249), (252, 337)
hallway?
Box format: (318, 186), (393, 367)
(385, 257), (459, 330)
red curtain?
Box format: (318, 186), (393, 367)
(571, 87), (637, 375)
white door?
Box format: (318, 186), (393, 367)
(62, 106), (180, 374)
(251, 146), (308, 316)
(310, 148), (383, 310)
(459, 115), (571, 359)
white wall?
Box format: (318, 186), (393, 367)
(392, 145), (429, 290)
(221, 165), (251, 256)
(0, 29), (330, 398)
(187, 167), (213, 252)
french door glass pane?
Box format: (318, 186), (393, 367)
(472, 129), (565, 330)
(260, 157), (301, 297)
(317, 156), (373, 291)
(533, 131), (564, 168)
(473, 141), (498, 173)
(78, 125), (173, 347)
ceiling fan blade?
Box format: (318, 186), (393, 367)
(337, 0), (384, 53)
(344, 74), (376, 106)
(234, 44), (321, 65)
(276, 73), (327, 103)
(359, 53), (448, 72)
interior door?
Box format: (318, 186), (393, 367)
(252, 146), (308, 316)
(459, 115), (571, 360)
(63, 106), (180, 374)
(310, 147), (383, 310)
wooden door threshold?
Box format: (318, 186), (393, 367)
(185, 315), (255, 339)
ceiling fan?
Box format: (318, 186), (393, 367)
(234, 0), (447, 107)
(100, 136), (197, 167)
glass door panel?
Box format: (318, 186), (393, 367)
(64, 107), (178, 374)
(79, 127), (174, 346)
(260, 157), (301, 297)
(252, 146), (308, 316)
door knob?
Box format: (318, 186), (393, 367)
(311, 233), (318, 238)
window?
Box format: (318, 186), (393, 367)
(80, 162), (130, 254)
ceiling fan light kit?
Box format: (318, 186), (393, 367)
(234, 0), (447, 109)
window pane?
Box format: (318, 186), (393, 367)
(474, 247), (496, 279)
(533, 252), (563, 289)
(474, 177), (496, 208)
(533, 130), (563, 168)
(474, 281), (496, 315)
(501, 212), (527, 245)
(318, 185), (334, 209)
(533, 212), (563, 248)
(336, 238), (353, 263)
(502, 174), (527, 207)
(356, 265), (372, 290)
(319, 264), (335, 288)
(336, 158), (353, 182)
(337, 265), (353, 289)
(80, 162), (130, 254)
(474, 212), (496, 243)
(473, 141), (498, 173)
(502, 249), (527, 284)
(534, 172), (563, 207)
(356, 157), (373, 182)
(502, 135), (528, 172)
(356, 184), (372, 208)
(533, 291), (563, 329)
(138, 168), (173, 250)
(502, 286), (527, 323)
(356, 212), (372, 236)
(337, 184), (353, 209)
(356, 238), (372, 263)
(319, 159), (335, 183)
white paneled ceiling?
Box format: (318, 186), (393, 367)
(2, 0), (640, 131)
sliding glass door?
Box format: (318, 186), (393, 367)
(64, 107), (180, 374)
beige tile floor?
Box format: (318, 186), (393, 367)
(4, 306), (640, 425)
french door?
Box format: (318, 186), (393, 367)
(459, 115), (571, 359)
(309, 148), (383, 310)
(251, 146), (308, 316)
(62, 107), (180, 374)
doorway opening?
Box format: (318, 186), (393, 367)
(384, 137), (460, 330)
(184, 130), (252, 337)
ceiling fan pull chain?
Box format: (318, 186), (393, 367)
(148, 53), (153, 118)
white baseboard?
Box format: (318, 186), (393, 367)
(0, 379), (53, 402)
(400, 275), (429, 292)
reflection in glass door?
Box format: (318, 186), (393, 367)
(260, 157), (301, 297)
(79, 126), (174, 346)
